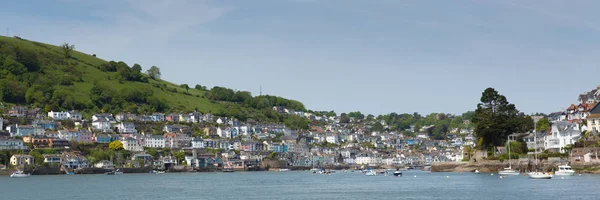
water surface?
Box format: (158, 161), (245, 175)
(0, 171), (596, 200)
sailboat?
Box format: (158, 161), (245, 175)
(498, 135), (519, 176)
(527, 131), (552, 179)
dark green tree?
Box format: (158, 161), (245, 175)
(146, 66), (161, 79)
(61, 43), (75, 59)
(471, 88), (520, 149)
(536, 117), (551, 133)
(181, 84), (190, 92)
(132, 64), (142, 72)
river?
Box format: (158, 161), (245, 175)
(0, 170), (597, 200)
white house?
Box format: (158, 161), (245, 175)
(67, 111), (82, 121)
(326, 134), (339, 144)
(117, 122), (137, 133)
(144, 135), (165, 148)
(48, 111), (68, 120)
(191, 138), (205, 149)
(355, 156), (381, 165)
(92, 118), (112, 132)
(121, 137), (144, 152)
(544, 121), (581, 153)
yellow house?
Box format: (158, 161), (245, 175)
(587, 103), (600, 133)
(10, 154), (34, 166)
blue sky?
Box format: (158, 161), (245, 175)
(2, 0), (600, 115)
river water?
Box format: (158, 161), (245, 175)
(0, 170), (597, 200)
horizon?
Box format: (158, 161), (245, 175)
(2, 0), (600, 115)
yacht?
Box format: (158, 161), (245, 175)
(474, 169), (480, 174)
(528, 171), (552, 179)
(393, 169), (403, 177)
(554, 165), (575, 176)
(499, 135), (520, 176)
(279, 169), (290, 172)
(10, 170), (30, 178)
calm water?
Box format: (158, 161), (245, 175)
(0, 171), (598, 200)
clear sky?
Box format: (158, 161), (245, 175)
(2, 0), (600, 115)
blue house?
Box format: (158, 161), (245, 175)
(33, 120), (57, 130)
(95, 134), (113, 143)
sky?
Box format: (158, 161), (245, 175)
(2, 0), (600, 115)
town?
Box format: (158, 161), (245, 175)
(2, 86), (600, 175)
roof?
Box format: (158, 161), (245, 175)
(589, 102), (600, 115)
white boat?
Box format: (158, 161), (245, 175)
(474, 170), (480, 174)
(10, 170), (30, 178)
(365, 170), (377, 176)
(279, 169), (290, 172)
(554, 165), (575, 176)
(499, 135), (520, 176)
(528, 171), (552, 179)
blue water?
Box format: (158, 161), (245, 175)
(0, 171), (597, 200)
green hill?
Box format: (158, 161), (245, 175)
(0, 36), (307, 125)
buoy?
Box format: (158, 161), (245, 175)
(499, 176), (504, 179)
(414, 175), (417, 177)
(491, 173), (494, 176)
(446, 176), (450, 179)
(561, 177), (565, 180)
(523, 174), (527, 177)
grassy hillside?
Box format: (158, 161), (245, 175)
(0, 35), (226, 116)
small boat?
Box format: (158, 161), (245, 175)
(223, 168), (234, 172)
(106, 169), (123, 175)
(157, 171), (166, 174)
(474, 170), (480, 174)
(150, 170), (158, 174)
(366, 170), (377, 176)
(528, 172), (552, 179)
(10, 170), (30, 178)
(310, 168), (320, 172)
(498, 167), (520, 176)
(554, 165), (575, 176)
(393, 169), (403, 177)
(279, 169), (290, 172)
(114, 169), (124, 175)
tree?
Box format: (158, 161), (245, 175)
(536, 117), (551, 133)
(132, 64), (142, 72)
(173, 151), (185, 164)
(61, 43), (75, 59)
(181, 84), (190, 92)
(109, 140), (124, 151)
(471, 88), (520, 149)
(372, 122), (384, 132)
(195, 84), (207, 91)
(340, 113), (350, 123)
(146, 66), (161, 79)
(516, 116), (534, 133)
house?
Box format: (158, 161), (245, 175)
(94, 160), (115, 169)
(7, 124), (44, 137)
(62, 153), (90, 169)
(273, 106), (286, 114)
(145, 135), (165, 148)
(117, 122), (137, 133)
(121, 137), (144, 152)
(49, 138), (69, 148)
(10, 154), (34, 166)
(92, 114), (115, 123)
(23, 135), (51, 148)
(58, 130), (93, 143)
(33, 119), (57, 130)
(67, 111), (82, 121)
(0, 138), (27, 150)
(544, 121), (581, 153)
(203, 113), (214, 122)
(163, 124), (191, 135)
(43, 154), (62, 164)
(94, 134), (113, 143)
(132, 154), (153, 166)
(587, 103), (600, 133)
(189, 112), (203, 123)
(48, 111), (68, 120)
(164, 133), (192, 148)
(92, 118), (112, 132)
(165, 113), (180, 122)
(191, 138), (205, 149)
(150, 113), (165, 122)
(571, 147), (600, 164)
(7, 106), (27, 117)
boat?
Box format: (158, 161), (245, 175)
(527, 130), (552, 179)
(114, 169), (124, 175)
(554, 165), (575, 176)
(499, 135), (520, 176)
(279, 169), (290, 172)
(157, 171), (166, 174)
(528, 171), (552, 179)
(393, 169), (403, 177)
(365, 169), (377, 176)
(106, 169), (123, 175)
(310, 168), (320, 172)
(474, 169), (480, 174)
(223, 161), (234, 172)
(10, 170), (30, 178)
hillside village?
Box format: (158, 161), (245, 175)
(2, 85), (600, 173)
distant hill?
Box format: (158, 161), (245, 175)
(0, 36), (307, 126)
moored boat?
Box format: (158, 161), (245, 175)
(554, 165), (575, 176)
(10, 170), (30, 178)
(393, 169), (403, 177)
(474, 169), (480, 174)
(528, 171), (552, 179)
(365, 169), (377, 176)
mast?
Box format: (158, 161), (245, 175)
(507, 136), (511, 169)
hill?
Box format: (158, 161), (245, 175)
(0, 36), (307, 126)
